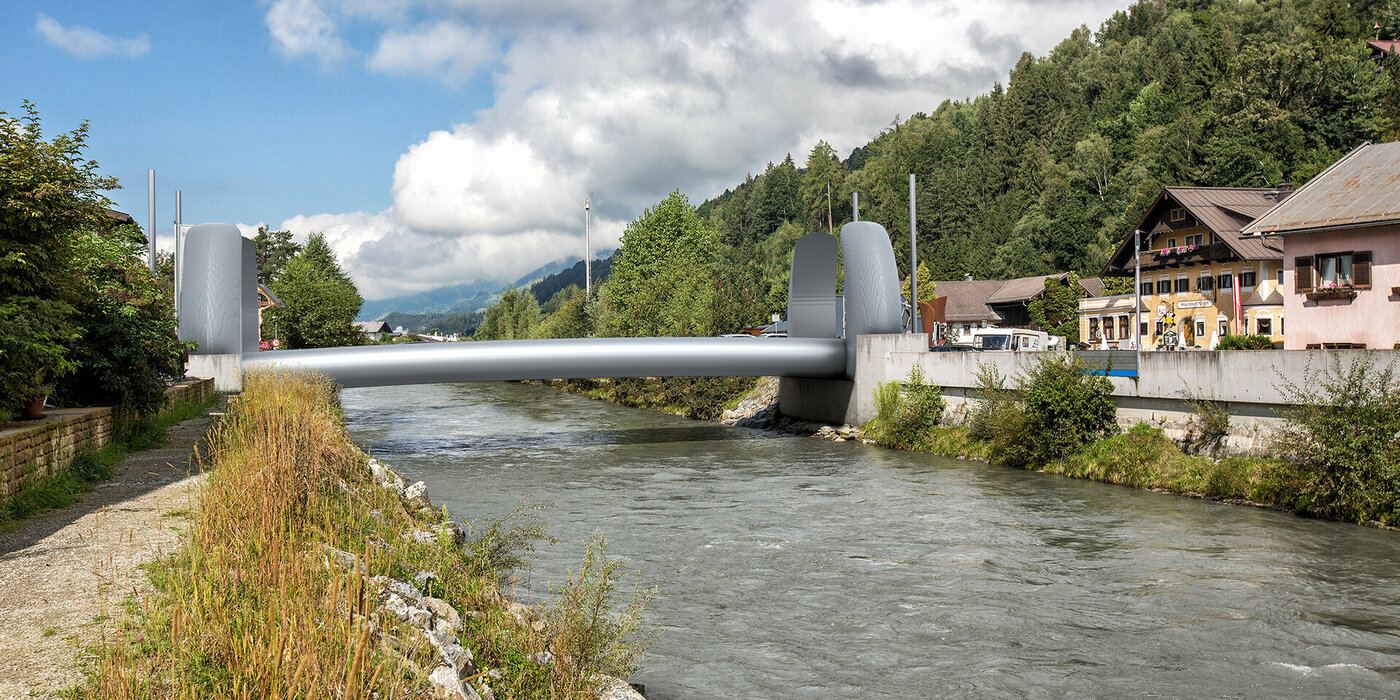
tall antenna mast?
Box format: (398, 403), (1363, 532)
(584, 198), (592, 297)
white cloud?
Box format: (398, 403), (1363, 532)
(266, 0), (351, 66)
(35, 13), (149, 59)
(369, 22), (497, 84)
(269, 0), (1128, 300)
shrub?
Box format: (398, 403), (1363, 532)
(868, 365), (946, 449)
(1273, 354), (1400, 526)
(967, 363), (1015, 443)
(1183, 391), (1230, 454)
(997, 354), (1118, 468)
(1216, 334), (1274, 350)
(54, 224), (193, 416)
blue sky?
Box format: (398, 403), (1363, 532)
(3, 0), (1129, 300)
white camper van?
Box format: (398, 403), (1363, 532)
(962, 328), (1062, 351)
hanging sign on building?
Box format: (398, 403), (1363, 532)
(1176, 299), (1212, 309)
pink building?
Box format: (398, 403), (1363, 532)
(1243, 141), (1400, 349)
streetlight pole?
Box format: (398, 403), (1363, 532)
(909, 173), (918, 334)
(147, 170), (156, 273)
(1134, 228), (1142, 351)
(584, 198), (592, 297)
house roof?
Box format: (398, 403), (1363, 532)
(1242, 141), (1400, 237)
(986, 273), (1103, 304)
(1368, 40), (1400, 53)
(933, 274), (1101, 322)
(356, 321), (391, 333)
(930, 279), (1003, 322)
(1104, 186), (1290, 274)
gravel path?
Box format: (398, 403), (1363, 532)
(0, 404), (220, 698)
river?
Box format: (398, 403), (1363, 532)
(342, 381), (1400, 698)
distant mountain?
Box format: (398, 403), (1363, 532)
(357, 256), (584, 321)
(527, 253), (616, 305)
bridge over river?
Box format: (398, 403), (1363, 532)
(177, 220), (904, 404)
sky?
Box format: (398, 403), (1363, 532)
(2, 0), (1130, 301)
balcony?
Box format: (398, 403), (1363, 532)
(1133, 241), (1231, 270)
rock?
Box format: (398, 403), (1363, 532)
(371, 575), (432, 628)
(427, 665), (481, 700)
(426, 628), (477, 679)
(409, 529), (438, 545)
(415, 570), (438, 588)
(318, 543), (360, 572)
(442, 520), (468, 545)
(506, 601), (534, 627)
(405, 480), (429, 503)
(477, 684), (496, 700)
(424, 596), (461, 632)
(598, 675), (648, 700)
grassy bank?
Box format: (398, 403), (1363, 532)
(0, 392), (216, 530)
(527, 376), (760, 421)
(78, 370), (650, 699)
(865, 355), (1399, 528)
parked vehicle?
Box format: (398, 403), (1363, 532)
(956, 328), (1061, 351)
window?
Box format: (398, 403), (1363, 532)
(1257, 316), (1272, 336)
(1119, 316), (1129, 338)
(1198, 275), (1214, 293)
(1218, 272), (1233, 289)
(1239, 270), (1256, 289)
(1280, 316), (1284, 335)
(1155, 320), (1164, 336)
(1104, 318), (1115, 340)
(1276, 268), (1284, 285)
(1185, 234), (1203, 246)
(1170, 208), (1185, 222)
(1089, 318), (1099, 338)
(1219, 320), (1228, 336)
(1310, 251), (1373, 289)
(1166, 237), (1177, 248)
(1195, 318), (1206, 338)
(1140, 320), (1148, 337)
(1157, 279), (1172, 295)
(1140, 281), (1153, 297)
(1175, 278), (1189, 294)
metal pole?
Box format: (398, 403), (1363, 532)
(909, 173), (918, 334)
(1134, 228), (1142, 351)
(147, 170), (156, 273)
(584, 198), (592, 297)
(852, 192), (859, 222)
(174, 190), (182, 313)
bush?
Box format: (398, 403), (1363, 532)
(1216, 334), (1274, 350)
(967, 363), (1015, 443)
(868, 365), (946, 450)
(54, 224), (193, 415)
(984, 355), (1117, 468)
(1183, 392), (1230, 454)
(1273, 354), (1400, 526)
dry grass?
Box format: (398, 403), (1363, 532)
(76, 369), (651, 699)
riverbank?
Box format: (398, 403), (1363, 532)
(76, 370), (649, 699)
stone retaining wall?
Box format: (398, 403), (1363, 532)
(0, 378), (215, 501)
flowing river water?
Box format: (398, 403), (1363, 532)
(342, 382), (1400, 698)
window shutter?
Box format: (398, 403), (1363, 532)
(1294, 257), (1313, 292)
(1353, 251), (1372, 289)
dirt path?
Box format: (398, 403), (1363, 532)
(0, 404), (220, 698)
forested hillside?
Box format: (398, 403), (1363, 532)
(698, 0), (1400, 310)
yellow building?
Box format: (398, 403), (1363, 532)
(1083, 186), (1291, 349)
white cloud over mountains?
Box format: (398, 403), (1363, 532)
(35, 14), (150, 59)
(264, 0), (1128, 301)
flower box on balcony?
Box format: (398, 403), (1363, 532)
(1305, 286), (1357, 301)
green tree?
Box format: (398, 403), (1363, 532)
(474, 288), (542, 340)
(1028, 273), (1084, 343)
(0, 101), (113, 419)
(801, 141), (845, 234)
(56, 224), (192, 415)
(252, 226), (301, 286)
(267, 233), (363, 349)
(900, 263), (938, 306)
(598, 191), (721, 337)
(536, 285), (592, 339)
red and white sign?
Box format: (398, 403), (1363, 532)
(1232, 283), (1242, 334)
